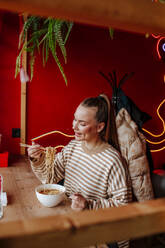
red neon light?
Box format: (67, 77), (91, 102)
(156, 37), (165, 59)
(152, 34), (161, 39)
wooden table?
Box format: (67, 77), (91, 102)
(0, 155), (72, 223)
(1, 156), (165, 248)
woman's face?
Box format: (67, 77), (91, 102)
(72, 105), (104, 142)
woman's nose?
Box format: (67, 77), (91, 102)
(73, 121), (78, 130)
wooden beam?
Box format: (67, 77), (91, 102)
(20, 14), (27, 155)
(0, 0), (165, 35)
(1, 198), (165, 248)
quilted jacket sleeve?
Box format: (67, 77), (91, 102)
(128, 131), (154, 201)
(116, 108), (154, 202)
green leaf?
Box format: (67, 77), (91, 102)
(109, 28), (114, 40)
(15, 43), (27, 78)
(54, 19), (67, 63)
(63, 22), (73, 45)
(30, 53), (35, 80)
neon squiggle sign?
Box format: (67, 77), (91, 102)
(142, 34), (165, 152)
(142, 99), (165, 152)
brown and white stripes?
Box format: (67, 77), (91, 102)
(30, 139), (132, 248)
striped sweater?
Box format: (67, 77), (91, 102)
(30, 140), (132, 248)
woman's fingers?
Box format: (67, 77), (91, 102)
(70, 193), (86, 210)
(70, 194), (82, 202)
(27, 143), (43, 158)
(71, 200), (82, 211)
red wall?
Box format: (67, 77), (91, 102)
(0, 12), (20, 154)
(0, 12), (164, 169)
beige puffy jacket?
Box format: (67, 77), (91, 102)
(116, 108), (154, 202)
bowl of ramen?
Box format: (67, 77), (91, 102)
(35, 184), (66, 207)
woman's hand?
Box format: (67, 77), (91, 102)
(70, 193), (87, 211)
(27, 142), (44, 159)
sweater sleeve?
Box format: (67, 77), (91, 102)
(87, 157), (132, 210)
(30, 147), (66, 184)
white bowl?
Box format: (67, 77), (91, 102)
(35, 184), (66, 207)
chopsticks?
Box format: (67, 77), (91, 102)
(20, 143), (32, 148)
(20, 143), (45, 151)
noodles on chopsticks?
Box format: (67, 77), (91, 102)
(21, 130), (74, 183)
(20, 143), (57, 183)
(45, 146), (57, 184)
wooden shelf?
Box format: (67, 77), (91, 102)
(0, 0), (165, 35)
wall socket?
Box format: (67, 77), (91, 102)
(12, 128), (20, 138)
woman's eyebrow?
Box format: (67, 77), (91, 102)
(74, 114), (88, 123)
(75, 118), (88, 123)
(79, 120), (87, 123)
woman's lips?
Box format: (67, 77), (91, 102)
(75, 132), (81, 137)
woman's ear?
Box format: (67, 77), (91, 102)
(97, 122), (105, 133)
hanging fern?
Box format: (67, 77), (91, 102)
(15, 15), (73, 85)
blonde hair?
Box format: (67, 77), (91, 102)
(81, 94), (120, 151)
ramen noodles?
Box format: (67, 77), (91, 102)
(39, 189), (60, 195)
(45, 146), (57, 183)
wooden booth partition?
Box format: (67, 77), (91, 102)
(20, 14), (28, 155)
(0, 0), (165, 36)
(1, 198), (165, 248)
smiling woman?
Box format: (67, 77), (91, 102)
(28, 94), (132, 248)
